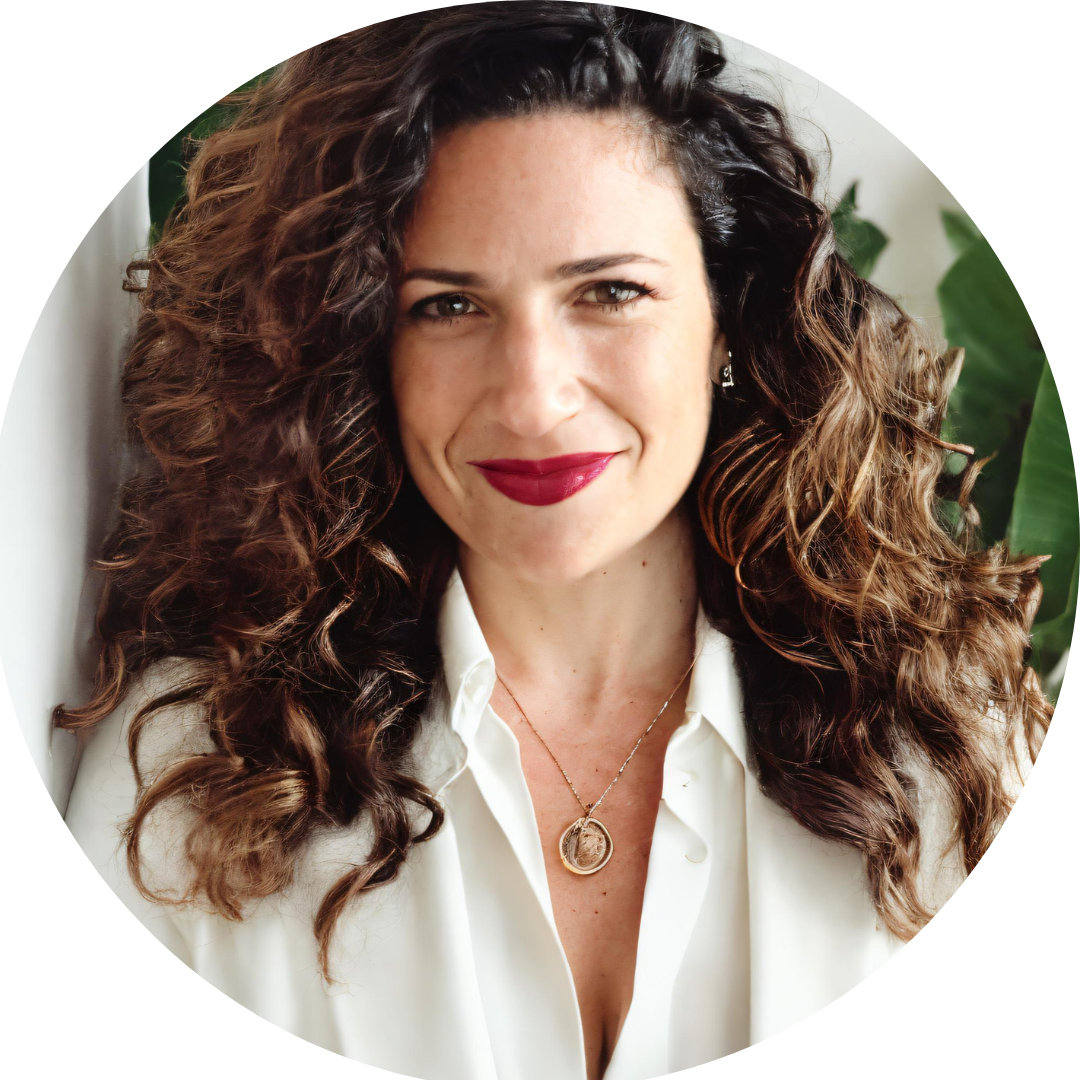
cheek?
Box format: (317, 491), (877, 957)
(390, 346), (455, 451)
(389, 344), (483, 512)
(390, 366), (443, 499)
(612, 326), (713, 448)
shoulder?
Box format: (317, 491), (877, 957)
(67, 659), (213, 830)
(64, 661), (406, 940)
(903, 700), (1038, 916)
(64, 660), (215, 955)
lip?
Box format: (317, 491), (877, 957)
(467, 452), (619, 506)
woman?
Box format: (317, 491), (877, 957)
(59, 5), (1051, 1080)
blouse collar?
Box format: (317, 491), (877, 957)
(435, 568), (747, 770)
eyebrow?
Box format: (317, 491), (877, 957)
(400, 253), (669, 288)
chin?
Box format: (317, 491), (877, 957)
(469, 520), (650, 586)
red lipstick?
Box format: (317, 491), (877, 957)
(468, 452), (618, 506)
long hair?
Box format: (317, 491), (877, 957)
(56, 2), (1051, 974)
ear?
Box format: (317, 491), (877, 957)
(709, 331), (729, 385)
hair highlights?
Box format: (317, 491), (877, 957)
(56, 3), (1051, 974)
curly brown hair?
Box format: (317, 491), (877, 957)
(56, 2), (1051, 976)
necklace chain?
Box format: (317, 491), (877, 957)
(495, 652), (697, 822)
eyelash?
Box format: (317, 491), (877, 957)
(407, 280), (657, 324)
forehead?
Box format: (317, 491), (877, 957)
(400, 110), (699, 269)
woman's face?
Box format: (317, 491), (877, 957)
(389, 110), (722, 583)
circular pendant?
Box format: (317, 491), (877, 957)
(558, 816), (613, 875)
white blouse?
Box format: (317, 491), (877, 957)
(65, 569), (908, 1080)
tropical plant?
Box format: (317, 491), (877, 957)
(936, 211), (1076, 699)
(835, 183), (1076, 699)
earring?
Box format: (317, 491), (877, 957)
(720, 350), (735, 390)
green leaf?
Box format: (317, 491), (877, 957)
(938, 235), (1045, 539)
(999, 361), (1078, 696)
(831, 182), (889, 279)
(941, 208), (982, 259)
(1006, 362), (1079, 625)
(1029, 551), (1077, 700)
(148, 133), (189, 234)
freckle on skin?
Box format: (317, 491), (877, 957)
(642, 560), (647, 567)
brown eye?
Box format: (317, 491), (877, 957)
(432, 295), (475, 318)
(409, 293), (479, 321)
(580, 281), (649, 308)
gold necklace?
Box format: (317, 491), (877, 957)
(495, 656), (696, 876)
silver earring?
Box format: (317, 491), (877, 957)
(720, 350), (735, 390)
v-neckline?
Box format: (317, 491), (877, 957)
(490, 695), (699, 1075)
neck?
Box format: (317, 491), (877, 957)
(458, 508), (699, 710)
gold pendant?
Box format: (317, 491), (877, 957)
(558, 816), (613, 875)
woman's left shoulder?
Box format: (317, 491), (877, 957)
(904, 701), (1039, 914)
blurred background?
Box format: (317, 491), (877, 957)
(2, 29), (1073, 813)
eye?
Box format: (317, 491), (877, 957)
(409, 293), (480, 322)
(578, 280), (654, 312)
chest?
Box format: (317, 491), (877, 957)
(501, 705), (679, 1080)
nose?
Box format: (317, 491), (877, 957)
(482, 307), (585, 439)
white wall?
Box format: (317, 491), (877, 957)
(0, 167), (148, 812)
(726, 34), (966, 323)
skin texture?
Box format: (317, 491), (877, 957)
(390, 111), (723, 1080)
(390, 109), (725, 699)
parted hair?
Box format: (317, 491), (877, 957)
(56, 2), (1051, 975)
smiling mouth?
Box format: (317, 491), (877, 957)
(467, 452), (619, 506)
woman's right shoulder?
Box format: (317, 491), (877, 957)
(66, 658), (215, 815)
(64, 659), (214, 958)
(63, 661), (390, 930)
